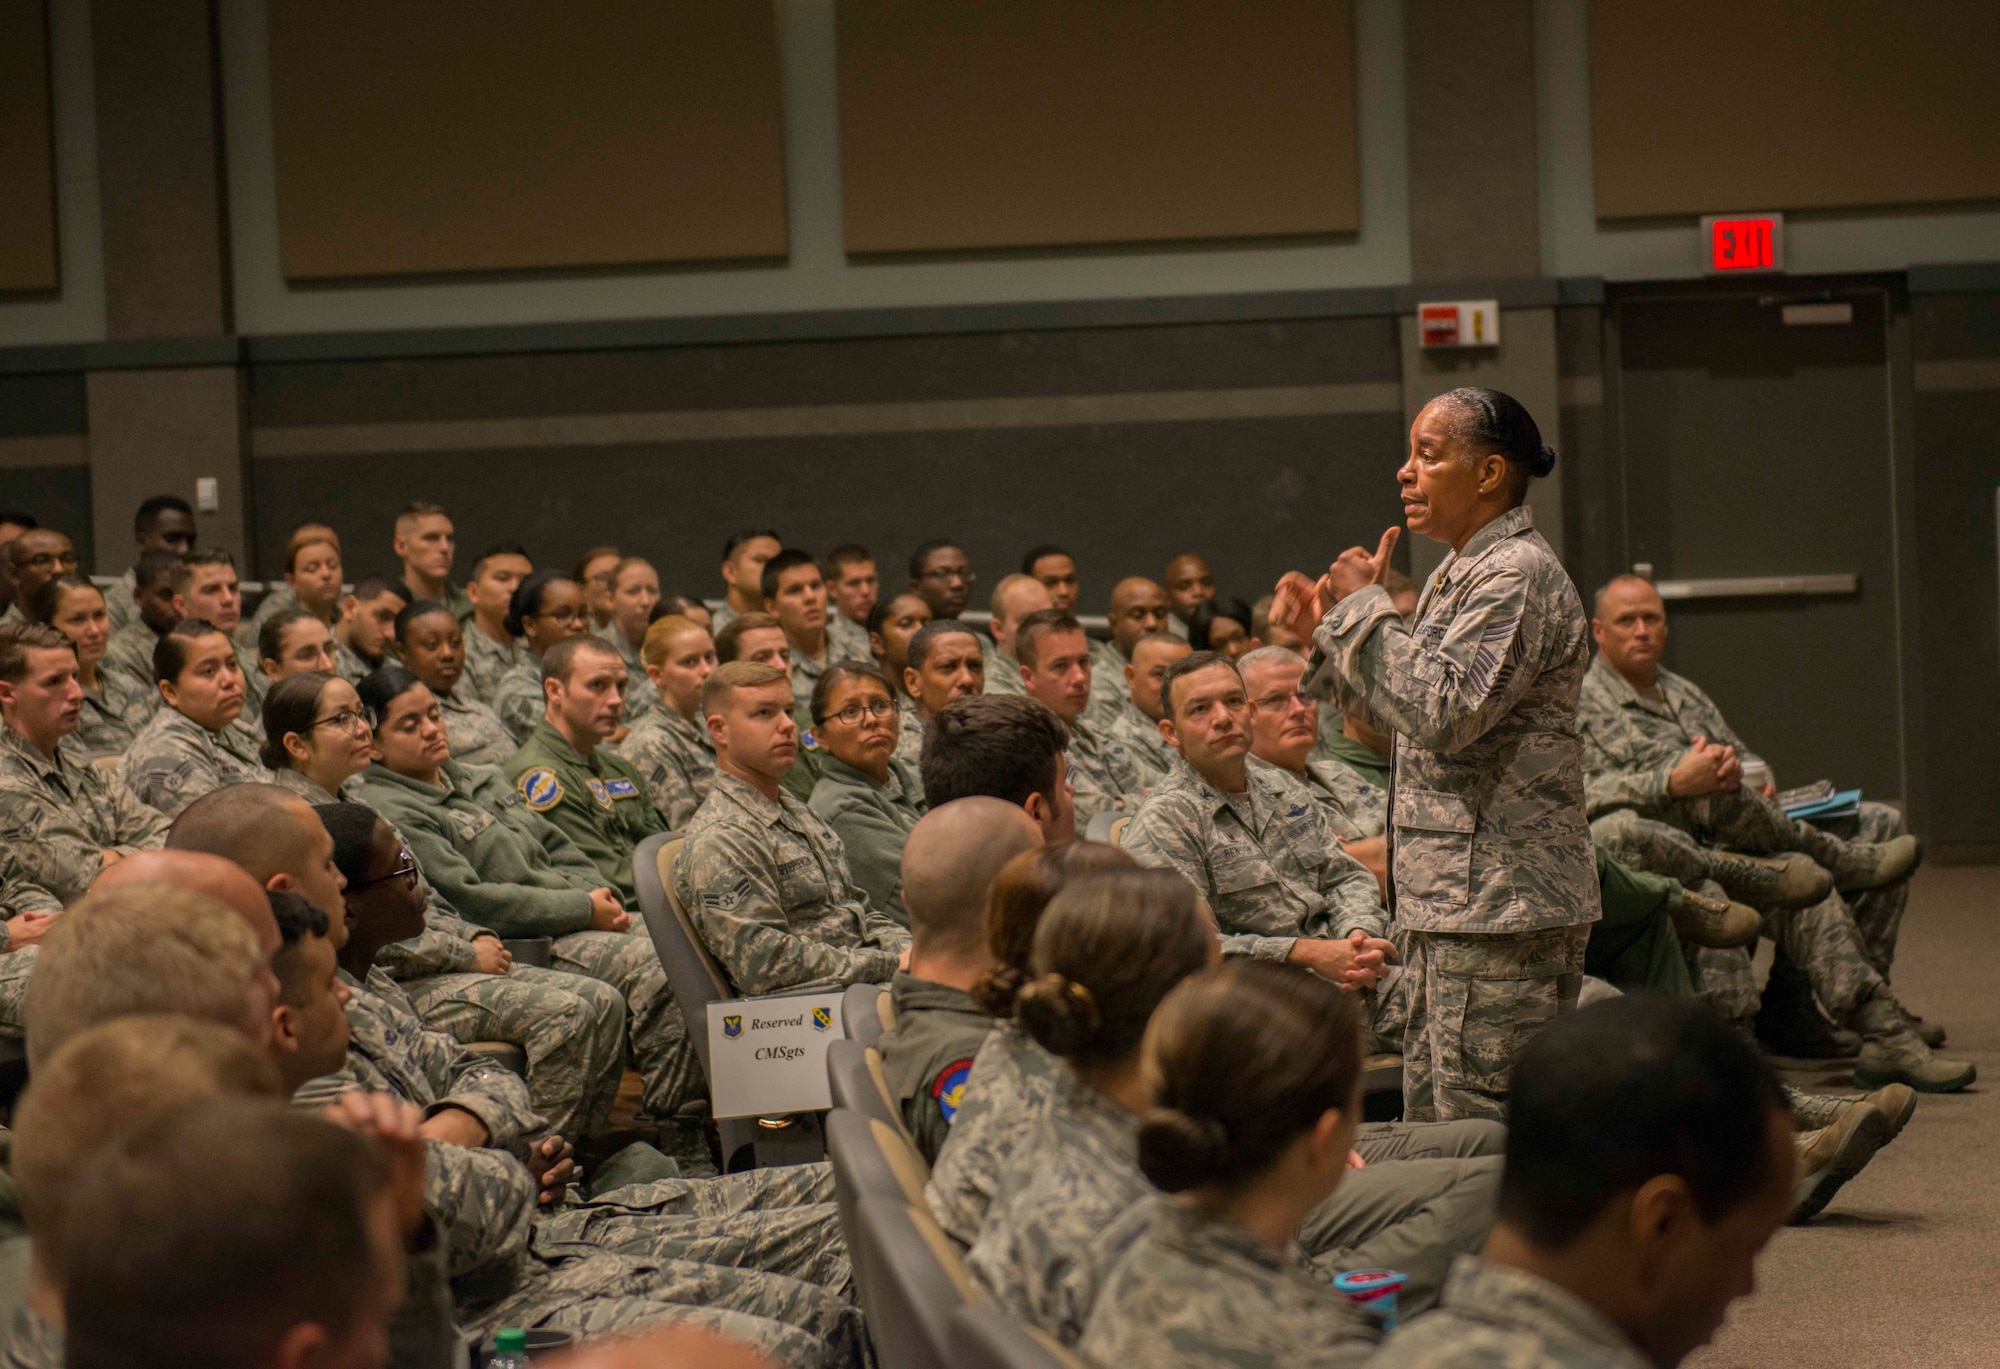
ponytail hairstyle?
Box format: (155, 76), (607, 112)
(1136, 960), (1362, 1193)
(972, 840), (1136, 1018)
(1433, 386), (1556, 504)
(1012, 868), (1212, 1068)
(259, 671), (340, 770)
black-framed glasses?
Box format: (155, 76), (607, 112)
(828, 698), (898, 726)
(306, 706), (378, 736)
(537, 607), (589, 624)
(350, 849), (419, 892)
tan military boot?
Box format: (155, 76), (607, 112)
(1789, 1084), (1917, 1146)
(1670, 886), (1762, 948)
(1790, 1104), (1888, 1223)
(1796, 826), (1922, 893)
(1851, 993), (1977, 1093)
(1707, 851), (1832, 910)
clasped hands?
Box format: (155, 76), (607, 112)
(1269, 528), (1403, 643)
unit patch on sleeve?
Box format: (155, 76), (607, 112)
(518, 767), (562, 812)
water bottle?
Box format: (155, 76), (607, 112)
(486, 1327), (532, 1369)
(1333, 1268), (1408, 1332)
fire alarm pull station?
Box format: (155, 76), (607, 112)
(1418, 300), (1500, 349)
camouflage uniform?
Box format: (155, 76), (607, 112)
(892, 698), (924, 768)
(504, 720), (664, 903)
(1315, 727), (1392, 787)
(0, 850), (61, 1031)
(1306, 506), (1599, 1122)
(788, 645), (827, 715)
(1123, 760), (1387, 959)
(296, 970), (856, 1367)
(492, 656), (547, 743)
(102, 565), (139, 635)
(806, 754), (925, 927)
(826, 612), (871, 663)
(333, 636), (377, 685)
(1106, 700), (1177, 791)
(875, 972), (994, 1163)
(982, 640), (1026, 697)
(116, 705), (265, 819)
(72, 670), (151, 759)
(925, 1020), (1060, 1249)
(710, 602), (740, 635)
(237, 637), (269, 721)
(1079, 1198), (1379, 1369)
(463, 624), (527, 705)
(613, 701), (716, 830)
(99, 621), (164, 719)
(674, 772), (908, 995)
(0, 726), (166, 903)
(1083, 638), (1128, 733)
(439, 681), (517, 769)
(1368, 1256), (1651, 1369)
(593, 622), (662, 723)
(239, 580), (300, 646)
(1067, 718), (1146, 825)
(361, 759), (703, 1122)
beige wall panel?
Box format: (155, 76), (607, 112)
(836, 0), (1358, 254)
(0, 0), (58, 293)
(267, 1), (789, 280)
(1590, 0), (2000, 220)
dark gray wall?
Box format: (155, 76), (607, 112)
(0, 372), (92, 569)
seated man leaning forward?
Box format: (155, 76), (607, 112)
(1122, 650), (1393, 991)
(675, 660), (910, 996)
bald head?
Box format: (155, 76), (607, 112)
(167, 784), (320, 885)
(901, 797), (1042, 960)
(1108, 577), (1173, 656)
(93, 848), (279, 963)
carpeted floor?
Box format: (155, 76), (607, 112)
(1692, 865), (2000, 1368)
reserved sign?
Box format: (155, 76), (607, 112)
(705, 992), (847, 1119)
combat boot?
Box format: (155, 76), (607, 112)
(1670, 886), (1761, 948)
(1851, 992), (1977, 1093)
(1795, 826), (1922, 893)
(1707, 850), (1832, 910)
(1789, 1104), (1887, 1223)
(1755, 959), (1858, 1059)
(1900, 1004), (1946, 1049)
(1788, 1084), (1917, 1146)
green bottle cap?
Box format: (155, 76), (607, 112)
(494, 1328), (527, 1354)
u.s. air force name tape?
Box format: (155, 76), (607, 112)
(705, 992), (847, 1119)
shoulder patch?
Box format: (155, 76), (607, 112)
(1286, 804), (1309, 818)
(604, 777), (639, 800)
(931, 1058), (975, 1124)
(799, 728), (819, 752)
(585, 778), (613, 809)
(518, 767), (562, 811)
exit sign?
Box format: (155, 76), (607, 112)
(1700, 213), (1785, 274)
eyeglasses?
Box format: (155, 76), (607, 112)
(537, 607), (588, 624)
(1250, 690), (1314, 712)
(305, 706), (378, 736)
(16, 551), (77, 571)
(920, 566), (975, 585)
(827, 698), (898, 726)
(349, 849), (419, 892)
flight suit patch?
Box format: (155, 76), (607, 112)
(586, 778), (613, 809)
(604, 778), (639, 800)
(519, 767), (562, 812)
(932, 1059), (975, 1124)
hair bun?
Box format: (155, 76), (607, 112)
(1137, 1107), (1233, 1192)
(1530, 443), (1557, 478)
(1014, 972), (1100, 1057)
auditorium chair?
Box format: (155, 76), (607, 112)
(843, 981), (893, 1047)
(947, 1306), (1084, 1369)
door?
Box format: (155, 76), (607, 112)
(1609, 279), (1906, 802)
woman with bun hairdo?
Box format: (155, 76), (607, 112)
(925, 840), (1136, 1250)
(1079, 959), (1377, 1369)
(1271, 385), (1600, 1123)
(964, 867), (1218, 1343)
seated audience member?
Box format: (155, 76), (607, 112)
(63, 1100), (408, 1369)
(312, 800), (858, 1364)
(806, 663), (927, 923)
(463, 544), (534, 704)
(867, 590), (932, 702)
(393, 502), (469, 622)
(761, 549), (834, 710)
(172, 548), (267, 715)
(821, 544), (877, 660)
(923, 841), (1134, 1248)
(1107, 577), (1173, 659)
(920, 693), (1076, 844)
(1122, 651), (1392, 987)
(1015, 609), (1145, 823)
(576, 546), (622, 632)
(119, 620), (264, 818)
(0, 512), (33, 619)
(965, 869), (1221, 1342)
(245, 523), (344, 646)
(599, 556), (664, 719)
(1106, 632), (1190, 788)
(504, 636), (662, 902)
(1186, 594), (1259, 658)
(1370, 996), (1794, 1369)
(675, 661), (908, 995)
(492, 571), (591, 743)
(257, 607), (339, 689)
(907, 538), (976, 619)
(0, 530), (77, 631)
(1022, 545), (1124, 729)
(262, 888), (357, 1092)
(982, 574), (1053, 698)
(714, 529), (782, 633)
(873, 798), (1043, 1159)
(893, 617), (983, 767)
(99, 549), (182, 711)
(334, 575), (410, 683)
(0, 622), (166, 903)
(714, 610), (821, 802)
(1078, 960), (1378, 1369)
(1161, 554), (1216, 640)
(261, 671), (375, 803)
(103, 495), (196, 635)
(658, 593), (712, 632)
(395, 598), (516, 767)
(29, 575), (147, 758)
(619, 614), (720, 828)
(356, 665), (703, 1140)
